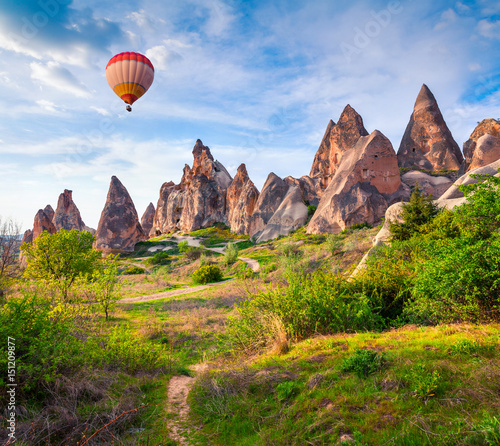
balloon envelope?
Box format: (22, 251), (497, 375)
(106, 52), (154, 107)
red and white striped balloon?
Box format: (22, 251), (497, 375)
(106, 52), (154, 111)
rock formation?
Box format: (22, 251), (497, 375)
(32, 208), (57, 239)
(226, 164), (259, 234)
(397, 84), (463, 171)
(256, 186), (308, 242)
(150, 140), (232, 235)
(249, 173), (290, 239)
(401, 171), (453, 199)
(284, 175), (322, 206)
(149, 181), (177, 237)
(140, 202), (155, 237)
(308, 130), (409, 234)
(177, 141), (232, 231)
(52, 189), (86, 231)
(21, 229), (33, 244)
(43, 205), (55, 223)
(310, 105), (369, 189)
(94, 176), (145, 254)
(461, 119), (500, 173)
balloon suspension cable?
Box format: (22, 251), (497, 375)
(126, 105), (132, 112)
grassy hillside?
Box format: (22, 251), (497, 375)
(2, 173), (500, 445)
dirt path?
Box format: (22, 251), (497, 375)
(166, 363), (208, 445)
(119, 235), (259, 304)
(119, 279), (234, 303)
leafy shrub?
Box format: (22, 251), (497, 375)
(456, 171), (500, 240)
(224, 242), (239, 265)
(192, 265), (224, 284)
(352, 240), (421, 321)
(325, 233), (343, 255)
(276, 381), (301, 400)
(341, 349), (384, 378)
(277, 242), (301, 258)
(307, 204), (317, 217)
(404, 364), (442, 398)
(185, 247), (203, 260)
(123, 265), (145, 275)
(0, 290), (83, 394)
(406, 236), (500, 323)
(147, 251), (170, 265)
(228, 272), (383, 352)
(350, 222), (372, 231)
(389, 184), (439, 241)
(178, 240), (190, 252)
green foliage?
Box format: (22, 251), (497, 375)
(456, 171), (500, 240)
(146, 251), (170, 266)
(224, 242), (239, 265)
(178, 240), (190, 252)
(276, 381), (301, 400)
(404, 364), (442, 398)
(0, 289), (83, 393)
(123, 265), (145, 275)
(192, 264), (224, 284)
(307, 204), (317, 217)
(389, 184), (439, 241)
(228, 272), (383, 352)
(22, 229), (101, 299)
(83, 255), (121, 320)
(480, 414), (500, 445)
(406, 236), (500, 323)
(341, 349), (384, 378)
(277, 242), (301, 258)
(353, 239), (422, 321)
(325, 233), (343, 255)
(85, 326), (170, 373)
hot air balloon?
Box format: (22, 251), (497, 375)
(106, 52), (154, 112)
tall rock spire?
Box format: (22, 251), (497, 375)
(310, 105), (369, 189)
(94, 176), (145, 253)
(397, 84), (463, 171)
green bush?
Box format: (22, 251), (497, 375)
(403, 364), (442, 398)
(0, 290), (83, 394)
(192, 265), (224, 284)
(228, 272), (383, 351)
(147, 251), (170, 265)
(389, 184), (439, 241)
(178, 240), (190, 252)
(341, 349), (384, 378)
(123, 265), (145, 275)
(307, 204), (317, 217)
(325, 233), (343, 255)
(406, 236), (500, 323)
(224, 242), (239, 265)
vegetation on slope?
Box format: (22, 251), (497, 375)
(2, 169), (500, 445)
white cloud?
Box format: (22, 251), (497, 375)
(477, 19), (500, 39)
(30, 61), (91, 98)
(145, 44), (183, 71)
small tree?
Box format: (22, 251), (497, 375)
(91, 255), (121, 320)
(224, 242), (239, 265)
(22, 229), (101, 300)
(389, 184), (438, 241)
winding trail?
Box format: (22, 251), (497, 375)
(119, 235), (259, 304)
(166, 363), (208, 445)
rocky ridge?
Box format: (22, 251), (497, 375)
(22, 85), (500, 253)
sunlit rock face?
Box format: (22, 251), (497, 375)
(94, 176), (145, 254)
(308, 130), (409, 234)
(397, 84), (463, 171)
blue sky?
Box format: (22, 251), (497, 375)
(1, 0), (499, 230)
